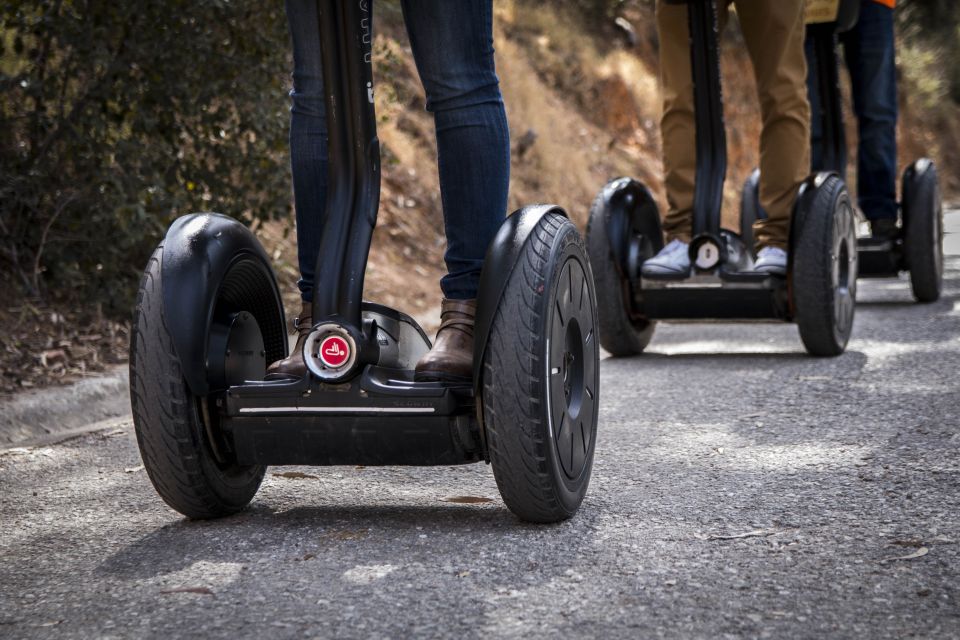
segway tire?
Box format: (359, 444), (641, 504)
(793, 175), (858, 357)
(586, 188), (655, 356)
(484, 213), (599, 523)
(903, 162), (943, 303)
(130, 246), (266, 519)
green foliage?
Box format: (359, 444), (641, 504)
(0, 0), (291, 312)
(898, 0), (960, 104)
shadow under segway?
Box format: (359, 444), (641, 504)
(97, 501), (583, 581)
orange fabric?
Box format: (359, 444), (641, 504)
(873, 0), (895, 8)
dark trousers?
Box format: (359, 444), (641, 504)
(807, 0), (898, 221)
(285, 0), (510, 302)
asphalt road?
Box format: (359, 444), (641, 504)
(2, 212), (958, 639)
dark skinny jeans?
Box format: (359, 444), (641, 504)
(807, 0), (898, 221)
(284, 0), (510, 302)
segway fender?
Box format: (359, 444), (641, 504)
(902, 158), (934, 192)
(473, 204), (568, 388)
(160, 213), (285, 396)
(595, 177), (663, 274)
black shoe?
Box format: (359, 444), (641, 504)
(870, 218), (899, 240)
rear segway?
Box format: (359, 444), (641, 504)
(801, 2), (944, 302)
(588, 0), (856, 357)
(130, 0), (598, 523)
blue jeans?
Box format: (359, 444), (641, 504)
(284, 0), (510, 302)
(807, 0), (898, 221)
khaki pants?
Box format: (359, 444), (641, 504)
(657, 0), (810, 250)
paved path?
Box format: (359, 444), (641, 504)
(1, 213), (958, 639)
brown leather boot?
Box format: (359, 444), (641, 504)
(265, 301), (312, 380)
(414, 299), (476, 383)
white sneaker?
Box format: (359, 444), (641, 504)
(753, 247), (787, 275)
(641, 239), (691, 276)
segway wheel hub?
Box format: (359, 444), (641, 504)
(695, 240), (721, 270)
(304, 323), (359, 381)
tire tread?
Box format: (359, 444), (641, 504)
(130, 246), (264, 519)
(484, 214), (596, 523)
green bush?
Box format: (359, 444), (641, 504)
(898, 0), (960, 105)
(0, 0), (291, 312)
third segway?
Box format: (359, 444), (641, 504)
(744, 0), (944, 302)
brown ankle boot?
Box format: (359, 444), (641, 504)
(265, 301), (312, 380)
(414, 298), (476, 383)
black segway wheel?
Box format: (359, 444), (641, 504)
(484, 213), (599, 523)
(902, 160), (943, 303)
(130, 246), (269, 519)
(792, 174), (858, 356)
(585, 178), (660, 356)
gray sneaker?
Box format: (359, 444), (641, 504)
(641, 239), (691, 277)
(753, 246), (787, 275)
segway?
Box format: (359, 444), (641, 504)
(588, 0), (858, 357)
(743, 0), (944, 302)
(129, 0), (599, 523)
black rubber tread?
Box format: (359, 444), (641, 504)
(904, 165), (943, 303)
(483, 214), (599, 523)
(129, 246), (265, 519)
(585, 189), (655, 356)
(792, 175), (857, 357)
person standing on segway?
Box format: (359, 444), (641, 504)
(643, 0), (811, 277)
(806, 0), (899, 240)
(267, 0), (509, 382)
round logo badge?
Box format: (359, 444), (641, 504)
(695, 241), (720, 270)
(318, 335), (350, 368)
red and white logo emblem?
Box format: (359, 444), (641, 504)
(318, 335), (350, 368)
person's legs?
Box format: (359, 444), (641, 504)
(841, 0), (898, 226)
(266, 0), (328, 379)
(644, 1), (732, 276)
(401, 0), (508, 380)
(736, 0), (811, 253)
(655, 0), (698, 245)
(400, 0), (509, 301)
(284, 0), (328, 303)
